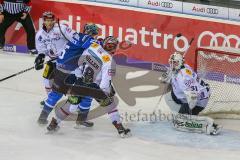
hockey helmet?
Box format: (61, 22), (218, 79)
(43, 11), (55, 21)
(169, 52), (185, 71)
(42, 11), (55, 32)
(83, 23), (99, 36)
(102, 36), (119, 54)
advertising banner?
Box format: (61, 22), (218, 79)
(5, 0), (240, 66)
(138, 0), (183, 13)
(183, 2), (229, 19)
(96, 0), (138, 7)
(229, 8), (240, 21)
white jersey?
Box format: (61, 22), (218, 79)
(35, 24), (76, 59)
(76, 42), (116, 94)
(171, 64), (210, 101)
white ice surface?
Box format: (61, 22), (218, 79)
(0, 52), (240, 160)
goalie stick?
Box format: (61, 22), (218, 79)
(151, 33), (183, 117)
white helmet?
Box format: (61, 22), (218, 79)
(169, 52), (184, 71)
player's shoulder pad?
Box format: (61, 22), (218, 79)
(179, 67), (194, 80)
(60, 24), (73, 33)
(91, 43), (112, 64)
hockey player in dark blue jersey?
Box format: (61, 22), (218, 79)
(36, 23), (99, 126)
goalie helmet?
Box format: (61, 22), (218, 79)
(169, 52), (185, 72)
(83, 23), (99, 36)
(102, 36), (119, 54)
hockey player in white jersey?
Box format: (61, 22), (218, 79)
(47, 36), (131, 138)
(165, 52), (221, 135)
(34, 11), (76, 104)
(36, 19), (100, 127)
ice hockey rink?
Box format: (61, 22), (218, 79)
(1, 51), (240, 160)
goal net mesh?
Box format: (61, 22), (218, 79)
(196, 47), (240, 119)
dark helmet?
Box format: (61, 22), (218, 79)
(83, 23), (99, 36)
(102, 36), (119, 54)
(43, 11), (55, 21)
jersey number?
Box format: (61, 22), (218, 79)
(59, 45), (70, 59)
(82, 63), (95, 83)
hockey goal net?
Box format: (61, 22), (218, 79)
(195, 47), (240, 119)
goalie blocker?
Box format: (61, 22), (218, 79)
(166, 52), (222, 135)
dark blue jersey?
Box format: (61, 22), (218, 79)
(57, 32), (95, 71)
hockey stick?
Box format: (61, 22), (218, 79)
(183, 38), (194, 57)
(57, 18), (71, 42)
(0, 20), (65, 82)
(0, 58), (57, 82)
(151, 33), (184, 117)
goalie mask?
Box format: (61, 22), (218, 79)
(102, 36), (119, 54)
(169, 52), (184, 72)
(83, 23), (99, 37)
(42, 11), (55, 32)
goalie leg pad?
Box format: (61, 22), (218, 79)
(172, 112), (221, 135)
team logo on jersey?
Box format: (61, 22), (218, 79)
(97, 48), (104, 54)
(102, 55), (110, 63)
(91, 43), (99, 48)
(185, 69), (192, 75)
(38, 36), (43, 42)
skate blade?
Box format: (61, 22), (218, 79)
(37, 120), (48, 126)
(74, 124), (84, 129)
(74, 124), (94, 129)
(45, 126), (60, 134)
(119, 132), (132, 138)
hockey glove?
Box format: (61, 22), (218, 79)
(34, 53), (45, 70)
(110, 85), (116, 97)
(98, 96), (114, 107)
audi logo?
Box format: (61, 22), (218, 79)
(161, 2), (173, 8)
(198, 31), (240, 48)
(119, 0), (130, 2)
(206, 8), (218, 15)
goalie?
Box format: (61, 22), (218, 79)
(165, 52), (221, 135)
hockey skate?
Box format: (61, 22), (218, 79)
(37, 110), (49, 125)
(47, 117), (60, 133)
(40, 100), (45, 106)
(112, 121), (131, 138)
(74, 111), (94, 129)
(74, 121), (94, 129)
(210, 123), (222, 135)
